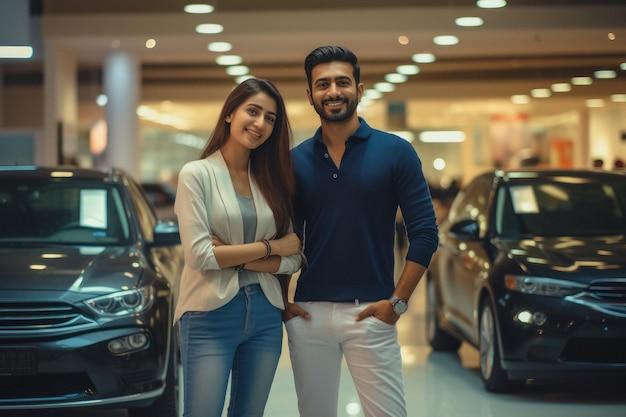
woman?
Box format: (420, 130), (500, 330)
(174, 78), (303, 417)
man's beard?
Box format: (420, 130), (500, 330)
(313, 97), (358, 123)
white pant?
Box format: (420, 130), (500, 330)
(285, 301), (407, 417)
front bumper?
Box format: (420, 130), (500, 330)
(0, 326), (167, 410)
(494, 291), (626, 380)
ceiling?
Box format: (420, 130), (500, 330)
(3, 0), (626, 131)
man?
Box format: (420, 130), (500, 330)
(282, 45), (439, 417)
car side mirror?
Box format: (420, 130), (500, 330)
(151, 220), (181, 246)
(449, 218), (480, 240)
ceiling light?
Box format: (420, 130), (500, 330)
(396, 65), (420, 75)
(419, 131), (465, 143)
(412, 53), (436, 63)
(620, 63), (626, 70)
(96, 94), (108, 106)
(216, 55), (242, 65)
(226, 65), (249, 76)
(145, 39), (156, 49)
(0, 46), (33, 59)
(384, 73), (408, 83)
(571, 76), (593, 86)
(594, 70), (617, 79)
(208, 42), (232, 52)
(531, 88), (551, 98)
(586, 99), (605, 108)
(363, 89), (383, 100)
(477, 0), (507, 8)
(511, 95), (530, 104)
(195, 23), (224, 34)
(610, 94), (626, 102)
(398, 35), (409, 45)
(184, 4), (215, 14)
(551, 83), (571, 93)
(455, 17), (483, 27)
(433, 35), (459, 46)
(374, 82), (395, 93)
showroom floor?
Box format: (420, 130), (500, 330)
(3, 264), (626, 417)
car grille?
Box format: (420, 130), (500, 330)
(567, 279), (626, 317)
(0, 302), (96, 335)
(587, 279), (626, 302)
(0, 373), (96, 399)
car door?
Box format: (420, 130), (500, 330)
(440, 176), (492, 339)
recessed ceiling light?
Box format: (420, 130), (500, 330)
(363, 89), (383, 100)
(384, 73), (408, 83)
(530, 88), (551, 98)
(398, 35), (409, 45)
(208, 42), (232, 52)
(195, 23), (224, 34)
(396, 65), (420, 75)
(226, 65), (249, 76)
(433, 35), (459, 46)
(145, 39), (156, 49)
(611, 94), (626, 102)
(551, 83), (571, 93)
(594, 70), (617, 79)
(477, 0), (507, 8)
(412, 53), (436, 63)
(620, 63), (626, 70)
(184, 4), (215, 14)
(571, 76), (593, 86)
(216, 55), (242, 65)
(511, 95), (530, 104)
(374, 82), (395, 93)
(455, 17), (483, 27)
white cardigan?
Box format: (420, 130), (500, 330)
(173, 151), (301, 323)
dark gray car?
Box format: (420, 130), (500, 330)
(0, 166), (183, 417)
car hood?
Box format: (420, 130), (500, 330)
(0, 246), (145, 294)
(498, 236), (626, 280)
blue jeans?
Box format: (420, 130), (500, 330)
(178, 284), (282, 417)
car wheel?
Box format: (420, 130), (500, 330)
(479, 299), (516, 393)
(128, 332), (182, 417)
(426, 276), (462, 352)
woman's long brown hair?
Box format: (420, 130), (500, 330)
(199, 78), (295, 237)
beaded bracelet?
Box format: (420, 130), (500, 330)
(262, 239), (271, 259)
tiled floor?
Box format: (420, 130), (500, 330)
(4, 271), (626, 417)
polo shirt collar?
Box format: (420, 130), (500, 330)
(313, 117), (372, 145)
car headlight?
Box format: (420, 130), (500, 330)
(505, 275), (587, 297)
(84, 287), (155, 317)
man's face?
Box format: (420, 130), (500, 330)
(307, 61), (363, 123)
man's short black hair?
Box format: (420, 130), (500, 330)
(304, 46), (360, 89)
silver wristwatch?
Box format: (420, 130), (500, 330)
(389, 294), (408, 315)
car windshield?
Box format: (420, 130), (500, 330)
(496, 176), (626, 237)
(0, 181), (130, 245)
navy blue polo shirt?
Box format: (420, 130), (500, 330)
(292, 118), (439, 302)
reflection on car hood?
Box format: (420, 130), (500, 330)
(499, 236), (626, 280)
(0, 246), (144, 293)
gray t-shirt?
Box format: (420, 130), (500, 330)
(236, 194), (260, 287)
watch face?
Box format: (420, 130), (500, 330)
(393, 300), (408, 315)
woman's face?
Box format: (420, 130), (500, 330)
(226, 92), (278, 150)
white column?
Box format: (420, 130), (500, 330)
(42, 41), (78, 166)
(103, 50), (140, 179)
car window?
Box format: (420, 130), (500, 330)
(497, 178), (626, 236)
(0, 182), (130, 245)
(125, 178), (158, 241)
(448, 176), (491, 234)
